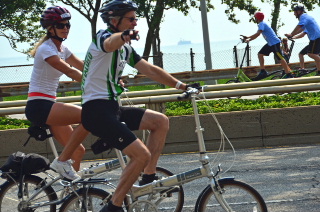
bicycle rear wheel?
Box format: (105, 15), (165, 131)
(194, 178), (267, 212)
(0, 175), (57, 212)
(59, 188), (111, 212)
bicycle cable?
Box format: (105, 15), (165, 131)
(200, 86), (236, 174)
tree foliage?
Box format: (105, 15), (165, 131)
(261, 0), (320, 34)
(222, 0), (320, 34)
(221, 0), (258, 24)
(49, 0), (102, 39)
(0, 0), (46, 53)
(135, 0), (214, 59)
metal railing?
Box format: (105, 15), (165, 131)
(1, 77), (320, 116)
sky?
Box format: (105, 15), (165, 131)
(1, 1), (320, 60)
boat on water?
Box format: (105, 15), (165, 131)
(178, 40), (191, 45)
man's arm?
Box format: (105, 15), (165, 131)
(134, 59), (187, 90)
(292, 31), (306, 39)
(103, 32), (125, 52)
(285, 25), (303, 38)
(243, 30), (262, 42)
(104, 30), (139, 52)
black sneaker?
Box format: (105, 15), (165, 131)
(99, 204), (124, 212)
(139, 174), (159, 186)
(253, 70), (268, 81)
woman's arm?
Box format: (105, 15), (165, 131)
(66, 54), (84, 71)
(45, 55), (83, 82)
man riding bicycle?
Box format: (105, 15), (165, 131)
(52, 0), (196, 211)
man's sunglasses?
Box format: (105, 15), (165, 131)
(123, 17), (138, 22)
(54, 22), (71, 29)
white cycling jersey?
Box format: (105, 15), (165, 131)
(28, 39), (72, 101)
(81, 29), (141, 104)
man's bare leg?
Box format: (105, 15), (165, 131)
(138, 110), (169, 174)
(308, 53), (320, 71)
(111, 139), (150, 207)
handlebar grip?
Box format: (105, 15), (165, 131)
(177, 92), (190, 100)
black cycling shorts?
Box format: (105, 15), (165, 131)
(258, 43), (285, 60)
(82, 99), (146, 151)
(299, 45), (309, 55)
(25, 99), (54, 126)
(308, 38), (320, 54)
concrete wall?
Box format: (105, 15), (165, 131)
(1, 106), (320, 164)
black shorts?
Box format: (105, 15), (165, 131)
(299, 45), (309, 55)
(25, 99), (54, 126)
(82, 99), (146, 151)
(258, 43), (285, 60)
(308, 38), (320, 54)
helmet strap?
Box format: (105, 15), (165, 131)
(47, 28), (66, 42)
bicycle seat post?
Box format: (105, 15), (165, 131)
(46, 128), (59, 158)
(115, 149), (126, 170)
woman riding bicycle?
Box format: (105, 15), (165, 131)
(25, 6), (88, 176)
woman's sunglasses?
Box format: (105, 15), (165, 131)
(123, 17), (138, 22)
(54, 22), (71, 29)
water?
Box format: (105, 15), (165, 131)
(0, 39), (308, 83)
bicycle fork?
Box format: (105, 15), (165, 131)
(211, 179), (235, 212)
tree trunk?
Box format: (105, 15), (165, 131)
(142, 0), (164, 59)
(152, 27), (163, 68)
(271, 0), (281, 64)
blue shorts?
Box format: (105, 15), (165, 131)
(82, 99), (146, 151)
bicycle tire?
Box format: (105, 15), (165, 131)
(0, 175), (57, 212)
(146, 166), (184, 212)
(194, 178), (267, 212)
(59, 187), (110, 212)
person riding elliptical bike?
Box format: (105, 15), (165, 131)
(285, 4), (320, 76)
(242, 11), (293, 80)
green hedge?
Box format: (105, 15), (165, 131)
(0, 118), (31, 130)
(1, 91), (320, 130)
(165, 91), (320, 116)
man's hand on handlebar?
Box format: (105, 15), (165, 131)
(186, 83), (201, 90)
(285, 33), (293, 40)
(240, 35), (249, 43)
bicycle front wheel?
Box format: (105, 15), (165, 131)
(195, 179), (267, 212)
(59, 188), (111, 212)
(0, 175), (57, 212)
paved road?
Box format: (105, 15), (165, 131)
(76, 144), (320, 211)
(1, 144), (319, 211)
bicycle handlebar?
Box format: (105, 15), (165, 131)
(177, 87), (202, 100)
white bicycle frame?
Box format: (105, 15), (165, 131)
(113, 88), (235, 211)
